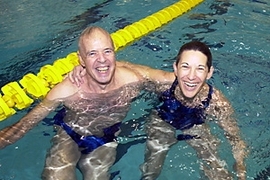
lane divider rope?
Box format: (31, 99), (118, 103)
(0, 0), (204, 121)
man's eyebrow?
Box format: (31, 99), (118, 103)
(88, 50), (96, 52)
(104, 47), (114, 51)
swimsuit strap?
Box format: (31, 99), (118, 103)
(160, 78), (178, 101)
(156, 78), (213, 140)
(201, 84), (213, 108)
(169, 78), (178, 94)
(54, 108), (121, 154)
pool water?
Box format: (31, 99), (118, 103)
(0, 0), (270, 179)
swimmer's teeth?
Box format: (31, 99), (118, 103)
(185, 82), (197, 87)
(97, 67), (108, 72)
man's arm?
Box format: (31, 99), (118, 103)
(0, 78), (76, 149)
(117, 61), (175, 83)
(0, 99), (59, 149)
(214, 90), (247, 180)
(69, 61), (175, 86)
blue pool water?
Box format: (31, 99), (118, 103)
(0, 0), (270, 179)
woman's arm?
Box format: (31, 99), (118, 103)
(213, 89), (247, 180)
(117, 61), (175, 83)
(68, 61), (175, 86)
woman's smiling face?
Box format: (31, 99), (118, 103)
(173, 50), (214, 99)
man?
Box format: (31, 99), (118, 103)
(0, 26), (173, 180)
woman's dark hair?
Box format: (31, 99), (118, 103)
(175, 41), (212, 71)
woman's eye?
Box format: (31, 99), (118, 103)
(198, 67), (206, 71)
(181, 65), (189, 69)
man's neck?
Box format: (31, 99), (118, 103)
(84, 77), (118, 94)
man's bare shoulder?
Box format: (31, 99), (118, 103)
(46, 78), (79, 100)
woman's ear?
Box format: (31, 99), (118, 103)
(207, 66), (214, 80)
(173, 62), (178, 77)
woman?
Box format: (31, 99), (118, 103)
(140, 41), (247, 180)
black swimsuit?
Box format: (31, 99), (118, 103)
(54, 108), (121, 154)
(156, 78), (213, 140)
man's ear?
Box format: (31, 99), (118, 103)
(77, 52), (86, 67)
(207, 66), (214, 80)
